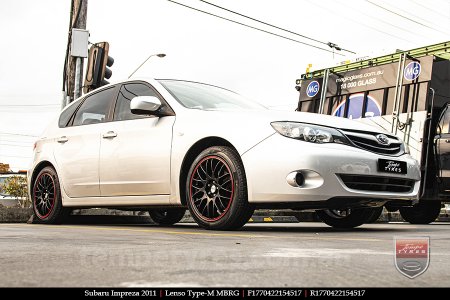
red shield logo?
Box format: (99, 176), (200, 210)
(394, 237), (430, 278)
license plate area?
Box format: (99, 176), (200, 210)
(378, 159), (407, 174)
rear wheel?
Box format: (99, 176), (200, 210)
(32, 167), (68, 224)
(186, 146), (254, 230)
(148, 208), (186, 225)
(316, 208), (377, 228)
(399, 201), (441, 224)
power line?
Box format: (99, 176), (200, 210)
(0, 143), (32, 148)
(0, 104), (59, 107)
(377, 0), (449, 30)
(6, 166), (29, 170)
(0, 139), (33, 144)
(375, 0), (449, 34)
(0, 154), (32, 158)
(197, 0), (355, 54)
(307, 0), (415, 44)
(410, 0), (450, 20)
(365, 0), (447, 35)
(334, 0), (427, 39)
(0, 132), (38, 137)
(166, 0), (344, 56)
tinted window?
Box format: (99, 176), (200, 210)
(114, 83), (157, 121)
(58, 99), (82, 128)
(73, 88), (115, 126)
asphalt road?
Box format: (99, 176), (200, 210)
(0, 221), (449, 287)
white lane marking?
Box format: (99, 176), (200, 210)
(263, 248), (391, 258)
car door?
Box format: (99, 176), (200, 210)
(437, 104), (450, 192)
(53, 86), (117, 198)
(99, 82), (175, 196)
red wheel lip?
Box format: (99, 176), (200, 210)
(189, 155), (234, 222)
(33, 172), (56, 219)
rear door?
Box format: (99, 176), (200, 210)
(53, 87), (117, 197)
(437, 104), (450, 192)
(99, 82), (175, 197)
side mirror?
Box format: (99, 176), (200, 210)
(130, 96), (162, 115)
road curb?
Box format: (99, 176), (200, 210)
(248, 216), (298, 223)
(0, 206), (32, 223)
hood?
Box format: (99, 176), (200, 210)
(192, 108), (390, 134)
(267, 110), (389, 133)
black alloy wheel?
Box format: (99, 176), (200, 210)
(186, 146), (254, 230)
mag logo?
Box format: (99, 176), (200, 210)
(306, 81), (320, 97)
(394, 236), (430, 278)
(404, 61), (421, 81)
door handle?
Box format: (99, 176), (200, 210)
(445, 139), (450, 143)
(102, 131), (117, 139)
(56, 136), (68, 143)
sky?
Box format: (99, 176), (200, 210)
(0, 0), (449, 170)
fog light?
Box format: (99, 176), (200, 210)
(286, 170), (324, 189)
(295, 172), (305, 186)
(286, 171), (305, 187)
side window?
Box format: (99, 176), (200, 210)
(73, 88), (115, 126)
(58, 99), (82, 128)
(114, 83), (158, 121)
(439, 106), (450, 135)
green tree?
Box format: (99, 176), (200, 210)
(0, 163), (10, 173)
(1, 176), (30, 208)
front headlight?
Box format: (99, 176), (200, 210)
(271, 121), (350, 145)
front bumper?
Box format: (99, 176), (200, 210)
(242, 134), (420, 203)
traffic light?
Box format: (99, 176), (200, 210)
(84, 42), (114, 94)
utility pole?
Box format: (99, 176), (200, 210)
(63, 0), (88, 107)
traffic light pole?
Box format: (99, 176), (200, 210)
(74, 57), (83, 100)
(63, 0), (88, 107)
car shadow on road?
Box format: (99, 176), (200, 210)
(124, 222), (434, 234)
(62, 216), (446, 234)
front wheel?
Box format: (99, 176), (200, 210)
(32, 167), (68, 224)
(399, 201), (441, 224)
(148, 208), (186, 225)
(316, 208), (378, 228)
(186, 146), (254, 230)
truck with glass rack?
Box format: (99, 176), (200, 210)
(296, 41), (450, 224)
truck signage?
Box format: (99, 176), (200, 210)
(403, 61), (421, 81)
(306, 80), (320, 97)
(299, 56), (432, 101)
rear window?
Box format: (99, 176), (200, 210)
(58, 99), (82, 128)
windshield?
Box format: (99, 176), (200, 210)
(158, 80), (266, 111)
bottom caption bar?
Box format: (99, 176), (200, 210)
(7, 288), (434, 298)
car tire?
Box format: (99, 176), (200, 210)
(32, 167), (68, 224)
(148, 208), (186, 225)
(186, 146), (254, 230)
(316, 208), (377, 228)
(366, 206), (384, 223)
(399, 201), (441, 224)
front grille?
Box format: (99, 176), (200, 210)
(341, 129), (403, 156)
(339, 174), (414, 193)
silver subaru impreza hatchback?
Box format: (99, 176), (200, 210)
(28, 79), (420, 230)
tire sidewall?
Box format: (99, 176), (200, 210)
(317, 208), (374, 228)
(148, 208), (186, 225)
(399, 201), (441, 224)
(32, 167), (63, 223)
